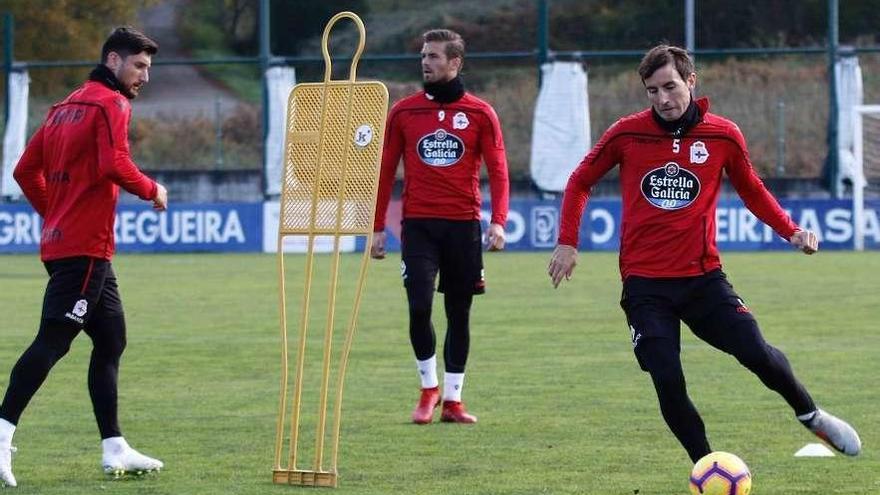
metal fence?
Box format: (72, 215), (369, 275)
(3, 0), (880, 201)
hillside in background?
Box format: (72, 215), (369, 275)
(281, 0), (880, 179)
(306, 0), (880, 56)
(5, 0), (880, 178)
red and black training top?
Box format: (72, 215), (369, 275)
(559, 97), (798, 280)
(374, 91), (509, 231)
(14, 80), (157, 262)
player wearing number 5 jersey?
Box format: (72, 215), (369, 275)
(548, 44), (861, 463)
(372, 29), (509, 425)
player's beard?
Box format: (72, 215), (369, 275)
(115, 70), (141, 100)
(119, 83), (139, 100)
(111, 64), (142, 100)
(88, 64), (138, 99)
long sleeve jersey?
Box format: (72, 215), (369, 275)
(14, 80), (157, 261)
(373, 91), (509, 231)
(559, 97), (798, 279)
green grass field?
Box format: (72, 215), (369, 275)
(0, 251), (876, 494)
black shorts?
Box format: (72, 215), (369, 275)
(620, 269), (756, 369)
(42, 256), (124, 328)
(400, 218), (485, 295)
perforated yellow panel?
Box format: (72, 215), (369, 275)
(280, 80), (388, 235)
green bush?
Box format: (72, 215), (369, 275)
(130, 104), (262, 170)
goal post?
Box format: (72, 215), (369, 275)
(851, 104), (880, 251)
(847, 105), (880, 251)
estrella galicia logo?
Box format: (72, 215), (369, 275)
(640, 162), (701, 210)
(417, 129), (465, 167)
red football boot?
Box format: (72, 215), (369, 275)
(440, 400), (477, 424)
(411, 387), (440, 424)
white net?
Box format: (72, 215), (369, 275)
(851, 104), (880, 250)
(858, 109), (880, 194)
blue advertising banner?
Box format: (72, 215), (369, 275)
(0, 204), (41, 253)
(0, 203), (263, 254)
(469, 198), (880, 251)
(2, 199), (877, 253)
(114, 203), (263, 252)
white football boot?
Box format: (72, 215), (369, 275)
(102, 437), (163, 477)
(0, 443), (16, 487)
(802, 408), (862, 456)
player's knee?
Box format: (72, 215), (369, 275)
(25, 341), (71, 367)
(635, 339), (684, 386)
(407, 290), (433, 320)
(405, 281), (434, 318)
(649, 364), (686, 392)
(734, 344), (771, 370)
(444, 291), (473, 310)
(91, 317), (127, 358)
(737, 343), (791, 379)
(727, 320), (776, 369)
(444, 294), (471, 327)
(44, 336), (74, 358)
(113, 334), (127, 357)
(33, 319), (79, 362)
(408, 300), (431, 320)
(95, 334), (127, 359)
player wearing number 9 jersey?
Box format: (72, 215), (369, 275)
(372, 29), (509, 425)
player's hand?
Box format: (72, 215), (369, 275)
(486, 223), (505, 251)
(548, 244), (578, 288)
(789, 229), (818, 255)
(152, 183), (168, 211)
(370, 231), (387, 259)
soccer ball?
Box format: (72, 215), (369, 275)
(688, 451), (752, 495)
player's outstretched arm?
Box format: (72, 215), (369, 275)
(789, 229), (818, 255)
(486, 223), (505, 251)
(548, 244), (578, 288)
(370, 231), (387, 259)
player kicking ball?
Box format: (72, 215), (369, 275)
(548, 44), (861, 462)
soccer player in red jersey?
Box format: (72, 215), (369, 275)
(0, 27), (167, 486)
(548, 45), (861, 461)
(372, 29), (510, 424)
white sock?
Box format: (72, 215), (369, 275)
(0, 418), (15, 445)
(102, 436), (130, 456)
(443, 372), (464, 402)
(416, 356), (438, 389)
(797, 410), (818, 423)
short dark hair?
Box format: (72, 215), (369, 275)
(422, 29), (465, 61)
(101, 26), (158, 63)
(638, 44), (694, 82)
